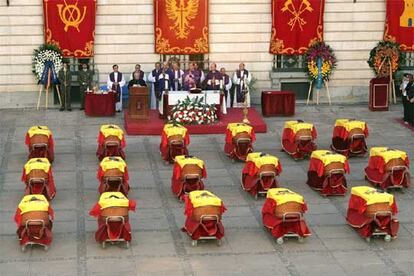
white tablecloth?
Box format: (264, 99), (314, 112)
(159, 90), (226, 115)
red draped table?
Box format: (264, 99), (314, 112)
(261, 91), (295, 116)
(85, 92), (116, 117)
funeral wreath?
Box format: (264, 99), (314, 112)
(367, 40), (401, 78)
(305, 41), (337, 81)
(168, 96), (218, 125)
(32, 43), (63, 81)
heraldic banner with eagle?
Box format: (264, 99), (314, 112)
(384, 0), (414, 51)
(43, 0), (97, 58)
(154, 0), (209, 54)
(269, 0), (325, 55)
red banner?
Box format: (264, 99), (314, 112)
(384, 0), (414, 51)
(43, 0), (97, 57)
(269, 0), (324, 55)
(154, 0), (209, 54)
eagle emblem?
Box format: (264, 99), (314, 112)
(166, 0), (199, 39)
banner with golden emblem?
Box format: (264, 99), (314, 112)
(43, 0), (97, 57)
(384, 0), (414, 51)
(269, 0), (325, 55)
(154, 0), (209, 54)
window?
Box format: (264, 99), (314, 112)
(160, 54), (209, 71)
(272, 54), (306, 72)
(401, 52), (414, 69)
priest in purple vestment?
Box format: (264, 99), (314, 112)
(183, 62), (201, 91)
(205, 63), (222, 90)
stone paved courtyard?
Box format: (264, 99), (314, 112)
(0, 104), (413, 276)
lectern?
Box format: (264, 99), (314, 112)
(369, 78), (389, 111)
(128, 86), (149, 120)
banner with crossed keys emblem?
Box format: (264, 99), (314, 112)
(43, 0), (97, 57)
(269, 0), (325, 55)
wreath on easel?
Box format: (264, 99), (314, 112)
(305, 41), (337, 105)
(32, 44), (63, 109)
(305, 41), (337, 82)
(32, 43), (63, 82)
(367, 40), (401, 78)
(367, 41), (402, 104)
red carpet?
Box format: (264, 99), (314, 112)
(124, 108), (267, 135)
(394, 118), (414, 132)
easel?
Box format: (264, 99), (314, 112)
(306, 79), (331, 105)
(36, 68), (62, 110)
(378, 57), (396, 104)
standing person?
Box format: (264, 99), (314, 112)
(78, 62), (93, 110)
(107, 64), (125, 112)
(406, 73), (414, 126)
(182, 68), (196, 91)
(400, 73), (410, 124)
(233, 63), (252, 108)
(183, 62), (202, 90)
(147, 62), (162, 109)
(58, 61), (72, 111)
(194, 62), (205, 87)
(182, 62), (195, 90)
(171, 61), (184, 91)
(129, 64), (146, 86)
(158, 62), (174, 92)
(205, 63), (222, 90)
(220, 67), (233, 108)
(128, 71), (148, 88)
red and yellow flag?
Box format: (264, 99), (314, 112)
(43, 0), (97, 57)
(154, 0), (209, 54)
(269, 0), (325, 55)
(384, 0), (414, 51)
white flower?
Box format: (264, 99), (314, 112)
(33, 47), (63, 80)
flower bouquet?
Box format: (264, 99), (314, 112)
(168, 96), (218, 125)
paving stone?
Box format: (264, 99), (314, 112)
(0, 105), (413, 275)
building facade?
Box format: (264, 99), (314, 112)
(0, 0), (413, 108)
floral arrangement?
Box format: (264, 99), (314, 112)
(168, 96), (218, 125)
(367, 40), (401, 78)
(32, 44), (63, 81)
(305, 41), (337, 81)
